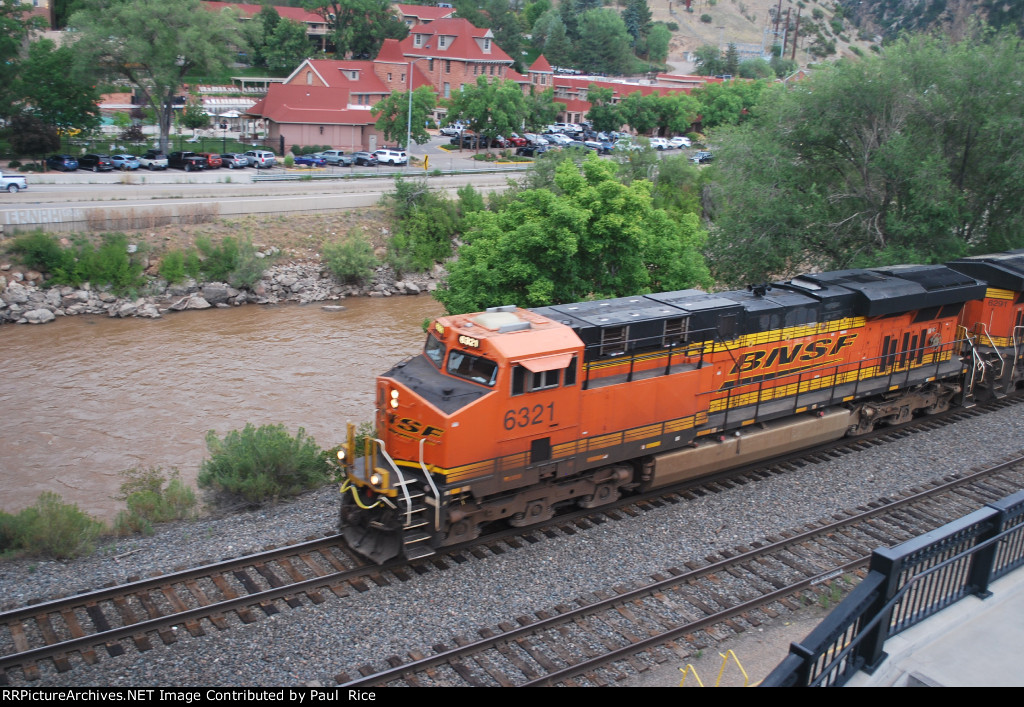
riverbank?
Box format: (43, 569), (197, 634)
(0, 211), (443, 324)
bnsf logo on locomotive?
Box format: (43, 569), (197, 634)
(387, 414), (444, 442)
(730, 334), (858, 375)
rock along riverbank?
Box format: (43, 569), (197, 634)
(0, 250), (444, 325)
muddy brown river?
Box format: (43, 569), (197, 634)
(0, 296), (444, 521)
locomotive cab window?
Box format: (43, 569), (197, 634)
(447, 350), (498, 386)
(424, 333), (445, 369)
(512, 366), (559, 395)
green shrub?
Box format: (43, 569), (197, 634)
(113, 467), (198, 536)
(7, 231), (70, 273)
(0, 493), (106, 559)
(323, 231), (377, 284)
(701, 13), (712, 23)
(198, 424), (332, 506)
(159, 249), (188, 283)
(284, 154), (295, 168)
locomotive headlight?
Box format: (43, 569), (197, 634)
(336, 448), (346, 463)
(369, 472), (382, 486)
(389, 389), (399, 408)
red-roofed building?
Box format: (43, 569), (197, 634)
(203, 1), (333, 51)
(246, 84), (387, 153)
(394, 3), (456, 28)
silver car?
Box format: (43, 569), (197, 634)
(244, 150), (277, 168)
(315, 150), (354, 166)
(220, 153), (249, 169)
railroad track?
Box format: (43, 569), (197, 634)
(2, 394), (1021, 684)
(337, 454), (1024, 687)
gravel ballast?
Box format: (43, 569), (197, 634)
(2, 404), (1023, 687)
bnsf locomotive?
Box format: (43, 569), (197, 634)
(336, 251), (1024, 563)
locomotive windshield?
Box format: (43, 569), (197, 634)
(424, 333), (445, 369)
(447, 349), (498, 386)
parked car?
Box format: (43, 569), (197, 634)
(110, 154), (140, 170)
(351, 151), (378, 166)
(168, 151), (208, 171)
(546, 133), (573, 146)
(315, 150), (353, 166)
(198, 153), (223, 169)
(79, 154), (115, 172)
(523, 133), (549, 146)
(668, 136), (692, 149)
(584, 140), (608, 154)
(1, 173), (27, 193)
(439, 124), (463, 137)
(505, 133), (528, 147)
(46, 154), (78, 172)
(139, 150), (168, 170)
(515, 145), (549, 158)
(244, 150), (276, 169)
(691, 150), (714, 164)
(294, 154), (327, 167)
(220, 153), (249, 169)
(649, 137), (669, 150)
(373, 148), (408, 165)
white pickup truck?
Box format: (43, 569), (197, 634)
(138, 150), (169, 170)
(1, 173), (27, 193)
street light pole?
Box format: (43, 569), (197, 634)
(406, 60), (413, 150)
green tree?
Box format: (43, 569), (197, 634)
(622, 0), (652, 51)
(263, 17), (311, 73)
(435, 153), (711, 313)
(69, 0), (246, 154)
(691, 79), (766, 129)
(706, 31), (1024, 286)
(305, 0), (408, 59)
(372, 86), (437, 148)
(524, 86), (564, 132)
(585, 84), (621, 133)
(693, 44), (724, 75)
(618, 91), (658, 135)
(180, 98), (209, 135)
(17, 39), (101, 132)
(0, 1), (46, 121)
(646, 23), (671, 64)
(445, 76), (527, 152)
(576, 9), (636, 75)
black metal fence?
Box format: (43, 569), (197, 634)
(762, 487), (1024, 687)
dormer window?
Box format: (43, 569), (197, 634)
(438, 35), (448, 49)
(414, 33), (424, 47)
(349, 70), (358, 80)
(483, 38), (491, 52)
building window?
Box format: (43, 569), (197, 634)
(489, 65), (494, 75)
(483, 38), (491, 51)
(387, 73), (392, 82)
(445, 60), (451, 73)
(400, 73), (406, 83)
(439, 36), (448, 48)
(541, 75), (546, 85)
(444, 82), (450, 98)
(428, 59), (434, 71)
(414, 34), (424, 47)
(306, 71), (312, 85)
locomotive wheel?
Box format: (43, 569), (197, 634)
(578, 482), (621, 509)
(441, 517), (480, 546)
(508, 500), (553, 527)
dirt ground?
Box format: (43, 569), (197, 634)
(98, 209), (395, 265)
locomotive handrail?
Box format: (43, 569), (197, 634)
(419, 437), (442, 531)
(372, 437), (415, 524)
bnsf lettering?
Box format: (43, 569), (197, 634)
(388, 415), (444, 440)
(730, 335), (858, 375)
